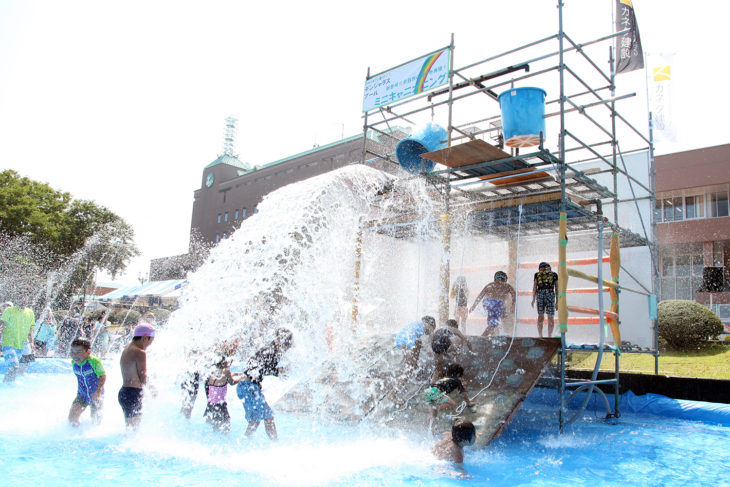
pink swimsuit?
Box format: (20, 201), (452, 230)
(208, 384), (227, 404)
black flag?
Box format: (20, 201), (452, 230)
(615, 0), (644, 74)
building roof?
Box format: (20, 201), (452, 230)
(211, 126), (408, 175)
(204, 154), (252, 171)
(97, 279), (188, 302)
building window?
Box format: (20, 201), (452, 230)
(685, 195), (705, 219)
(224, 212), (229, 222)
(215, 234), (220, 243)
(655, 194), (706, 223)
(659, 245), (704, 301)
(234, 209), (239, 220)
(714, 241), (725, 267)
(223, 232), (228, 239)
(242, 208), (247, 218)
(217, 214), (222, 224)
(254, 205), (259, 214)
(710, 190), (729, 218)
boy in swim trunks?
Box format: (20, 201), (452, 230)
(425, 363), (474, 427)
(237, 328), (293, 440)
(1, 300), (35, 383)
(469, 271), (516, 337)
(68, 337), (106, 426)
(532, 262), (559, 337)
(118, 322), (155, 430)
(430, 319), (472, 381)
(395, 315), (436, 374)
(390, 316), (437, 404)
(432, 419), (476, 464)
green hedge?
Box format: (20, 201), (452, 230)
(110, 309), (140, 326)
(658, 300), (723, 350)
(149, 308), (171, 325)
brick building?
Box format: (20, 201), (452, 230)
(654, 143), (730, 325)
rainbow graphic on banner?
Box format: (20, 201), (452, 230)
(414, 51), (444, 94)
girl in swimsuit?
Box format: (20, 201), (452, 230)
(204, 357), (242, 433)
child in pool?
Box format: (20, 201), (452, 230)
(68, 338), (106, 427)
(432, 419), (476, 464)
(204, 356), (243, 433)
(430, 319), (472, 381)
(237, 328), (293, 440)
(425, 363), (474, 427)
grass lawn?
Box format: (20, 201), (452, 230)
(566, 344), (730, 380)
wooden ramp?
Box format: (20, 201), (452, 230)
(274, 335), (560, 447)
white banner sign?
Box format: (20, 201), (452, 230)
(363, 48), (450, 112)
(648, 53), (677, 142)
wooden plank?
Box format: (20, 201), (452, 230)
(478, 166), (551, 185)
(421, 139), (515, 167)
(469, 190), (562, 212)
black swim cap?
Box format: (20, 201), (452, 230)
(452, 420), (476, 446)
(421, 316), (436, 328)
(494, 271), (507, 281)
(446, 363), (464, 378)
(539, 262), (550, 269)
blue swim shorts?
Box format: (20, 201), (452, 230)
(237, 380), (273, 422)
(2, 346), (21, 368)
(483, 299), (505, 327)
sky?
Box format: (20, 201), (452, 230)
(1, 0), (729, 285)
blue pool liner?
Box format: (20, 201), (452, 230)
(528, 386), (730, 426)
(4, 358), (729, 426)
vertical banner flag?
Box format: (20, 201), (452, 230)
(615, 0), (644, 74)
(363, 47), (451, 112)
(648, 53), (677, 142)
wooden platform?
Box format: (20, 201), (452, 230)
(274, 335), (561, 448)
(421, 139), (550, 184)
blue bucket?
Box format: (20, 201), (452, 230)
(498, 87), (547, 148)
(395, 122), (447, 174)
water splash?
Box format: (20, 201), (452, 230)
(157, 165), (441, 401)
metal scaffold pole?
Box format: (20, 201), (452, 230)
(557, 0), (568, 434)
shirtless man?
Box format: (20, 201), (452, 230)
(469, 271), (516, 337)
(118, 322), (155, 429)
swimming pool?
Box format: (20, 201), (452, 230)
(1, 361), (729, 486)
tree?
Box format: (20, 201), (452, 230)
(0, 170), (70, 255)
(0, 170), (139, 308)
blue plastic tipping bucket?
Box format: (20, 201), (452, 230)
(498, 87), (547, 148)
(395, 122), (447, 174)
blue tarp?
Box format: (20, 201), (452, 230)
(2, 359), (729, 426)
(527, 387), (730, 426)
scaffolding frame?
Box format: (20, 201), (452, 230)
(359, 1), (657, 432)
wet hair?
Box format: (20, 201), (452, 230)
(421, 315), (436, 329)
(215, 356), (229, 369)
(445, 363), (464, 378)
(452, 420), (476, 446)
(539, 262), (550, 269)
(494, 271), (508, 281)
(275, 328), (293, 348)
(71, 338), (91, 351)
(445, 319), (459, 328)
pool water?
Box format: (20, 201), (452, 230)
(1, 363), (729, 486)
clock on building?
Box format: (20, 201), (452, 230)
(205, 172), (214, 187)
